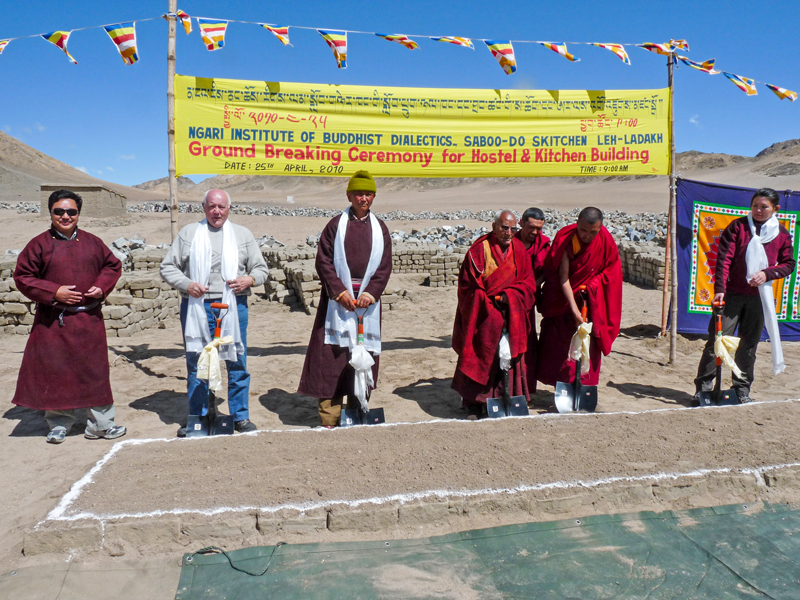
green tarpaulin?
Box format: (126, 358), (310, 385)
(176, 503), (800, 599)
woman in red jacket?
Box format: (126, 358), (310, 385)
(694, 188), (795, 404)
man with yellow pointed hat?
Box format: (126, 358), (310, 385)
(298, 171), (393, 427)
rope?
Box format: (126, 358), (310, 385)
(188, 542), (286, 577)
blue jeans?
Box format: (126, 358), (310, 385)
(180, 297), (250, 422)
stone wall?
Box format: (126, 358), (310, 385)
(618, 242), (666, 289)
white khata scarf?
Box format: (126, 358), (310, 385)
(324, 210), (383, 354)
(184, 219), (243, 362)
(745, 213), (784, 375)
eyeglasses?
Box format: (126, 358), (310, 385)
(52, 208), (78, 217)
(498, 225), (519, 233)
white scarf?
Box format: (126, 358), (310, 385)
(185, 219), (243, 362)
(745, 213), (784, 375)
(324, 210), (383, 354)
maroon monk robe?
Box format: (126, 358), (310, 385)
(297, 210), (392, 399)
(12, 228), (122, 411)
(515, 232), (551, 394)
(537, 224), (622, 387)
(452, 234), (536, 404)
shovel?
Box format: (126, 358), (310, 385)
(339, 308), (386, 427)
(186, 302), (235, 437)
(697, 300), (739, 407)
(486, 296), (530, 419)
(555, 287), (598, 413)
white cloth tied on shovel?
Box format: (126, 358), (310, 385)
(349, 344), (375, 411)
(714, 335), (745, 380)
(498, 332), (512, 371)
(197, 335), (234, 392)
(569, 322), (593, 374)
(745, 213), (784, 375)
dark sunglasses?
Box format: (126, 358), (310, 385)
(52, 208), (78, 216)
(498, 225), (519, 233)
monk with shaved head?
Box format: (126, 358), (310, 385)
(536, 207), (623, 398)
(451, 210), (537, 419)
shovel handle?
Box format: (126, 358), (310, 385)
(210, 303), (228, 339)
(578, 285), (588, 323)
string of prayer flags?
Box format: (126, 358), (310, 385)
(765, 83), (797, 101)
(591, 43), (631, 65)
(678, 56), (719, 74)
(176, 10), (192, 35)
(430, 36), (474, 49)
(104, 23), (139, 65)
(637, 42), (675, 56)
(539, 42), (579, 62)
(318, 30), (347, 68)
(262, 24), (291, 46)
(723, 72), (758, 96)
(375, 33), (419, 50)
(484, 40), (517, 74)
(669, 39), (690, 51)
(41, 31), (77, 64)
(197, 18), (228, 51)
(0, 40), (9, 55)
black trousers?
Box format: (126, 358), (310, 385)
(694, 293), (764, 397)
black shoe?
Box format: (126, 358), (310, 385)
(738, 395), (753, 404)
(235, 419), (257, 433)
(177, 426), (187, 438)
(691, 392), (703, 407)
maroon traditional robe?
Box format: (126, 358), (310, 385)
(451, 234), (536, 404)
(297, 210), (392, 399)
(515, 232), (551, 394)
(537, 224), (622, 387)
(12, 228), (121, 411)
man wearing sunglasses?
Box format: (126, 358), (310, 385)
(451, 210), (536, 419)
(12, 189), (126, 444)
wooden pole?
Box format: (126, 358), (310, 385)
(668, 54), (678, 363)
(167, 0), (178, 241)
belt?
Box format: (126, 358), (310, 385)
(43, 300), (101, 327)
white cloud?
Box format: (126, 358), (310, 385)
(23, 127), (31, 133)
(35, 123), (45, 132)
(2, 125), (9, 133)
(689, 114), (700, 126)
(106, 166), (114, 171)
(118, 154), (136, 160)
(76, 166), (88, 174)
(96, 170), (104, 175)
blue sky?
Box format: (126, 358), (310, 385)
(0, 0), (797, 186)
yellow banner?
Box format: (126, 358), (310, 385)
(175, 75), (671, 178)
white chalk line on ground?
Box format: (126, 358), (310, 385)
(44, 461), (800, 524)
(39, 396), (800, 524)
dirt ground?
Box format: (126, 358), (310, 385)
(2, 208), (800, 599)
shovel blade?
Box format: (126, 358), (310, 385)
(506, 395), (530, 417)
(576, 386), (598, 412)
(718, 389), (740, 406)
(696, 391), (715, 407)
(554, 382), (575, 413)
(210, 414), (234, 435)
(186, 414), (209, 437)
(363, 408), (386, 425)
(486, 397), (507, 418)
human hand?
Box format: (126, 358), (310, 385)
(355, 294), (374, 309)
(713, 293), (725, 306)
(84, 286), (103, 299)
(187, 282), (209, 298)
(55, 285), (82, 305)
(338, 291), (356, 311)
(573, 309), (584, 327)
(749, 271), (767, 287)
(226, 276), (254, 294)
(493, 293), (508, 307)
